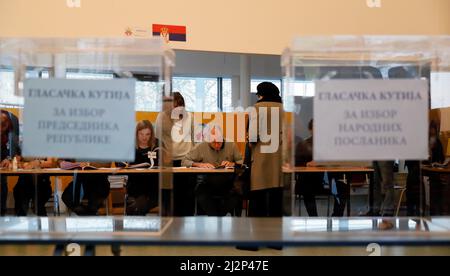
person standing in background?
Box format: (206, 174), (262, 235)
(428, 120), (445, 164)
(405, 159), (421, 216)
(428, 120), (446, 215)
(237, 82), (284, 251)
(372, 160), (395, 216)
(248, 82), (284, 217)
(155, 92), (194, 166)
(406, 120), (446, 216)
(155, 92), (195, 216)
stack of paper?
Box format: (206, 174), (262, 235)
(108, 175), (128, 189)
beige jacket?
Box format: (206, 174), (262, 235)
(155, 110), (194, 161)
(250, 101), (283, 191)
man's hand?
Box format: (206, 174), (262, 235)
(22, 162), (35, 170)
(0, 159), (11, 169)
(282, 163), (292, 170)
(220, 161), (235, 167)
(22, 160), (41, 170)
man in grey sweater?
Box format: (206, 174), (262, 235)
(182, 126), (243, 216)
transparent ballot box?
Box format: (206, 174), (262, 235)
(0, 38), (175, 232)
(281, 36), (450, 217)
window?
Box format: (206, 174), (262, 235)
(251, 79), (282, 94)
(1, 70), (260, 112)
(66, 71), (162, 112)
(172, 77), (219, 112)
(0, 69), (164, 111)
(222, 78), (233, 112)
(282, 80), (316, 112)
(0, 68), (56, 107)
(0, 70), (23, 107)
(66, 71), (114, 80)
(135, 81), (162, 112)
(290, 81), (315, 97)
(431, 72), (450, 109)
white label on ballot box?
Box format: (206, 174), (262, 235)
(314, 79), (428, 161)
(23, 79), (136, 161)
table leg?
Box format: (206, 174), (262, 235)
(346, 173), (352, 217)
(53, 177), (61, 216)
(33, 174), (38, 215)
(369, 172), (374, 214)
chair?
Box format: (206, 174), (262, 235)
(378, 186), (407, 217)
(49, 191), (60, 216)
(232, 164), (250, 217)
(102, 175), (128, 215)
(193, 167), (245, 217)
(350, 173), (369, 188)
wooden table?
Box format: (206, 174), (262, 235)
(284, 166), (375, 216)
(0, 167), (235, 175)
(422, 165), (450, 174)
(284, 167), (374, 173)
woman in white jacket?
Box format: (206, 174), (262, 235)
(155, 92), (195, 216)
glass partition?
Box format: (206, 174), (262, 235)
(0, 38), (174, 233)
(282, 36), (450, 218)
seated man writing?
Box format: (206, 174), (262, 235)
(182, 125), (243, 216)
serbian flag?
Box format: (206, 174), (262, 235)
(152, 24), (187, 42)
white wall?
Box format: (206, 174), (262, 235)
(1, 0), (449, 55)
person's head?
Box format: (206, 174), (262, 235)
(388, 66), (411, 79)
(429, 120), (439, 146)
(429, 120), (439, 138)
(308, 119), (314, 134)
(207, 125), (224, 151)
(1, 110), (12, 136)
(171, 92), (186, 120)
(256, 82), (281, 101)
(173, 92), (185, 108)
(135, 120), (156, 148)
